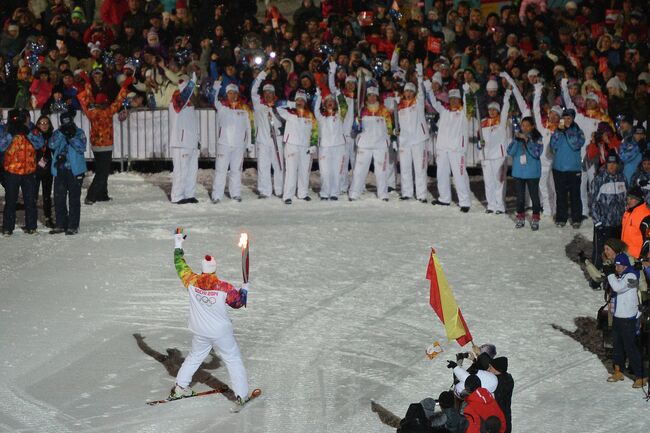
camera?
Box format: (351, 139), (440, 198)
(456, 352), (471, 361)
(56, 152), (67, 169)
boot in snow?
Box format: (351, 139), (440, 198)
(607, 365), (624, 382)
(515, 213), (525, 229)
(531, 214), (540, 231)
(632, 377), (647, 388)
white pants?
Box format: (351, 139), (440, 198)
(340, 136), (355, 193)
(386, 146), (397, 189)
(580, 164), (594, 217)
(176, 333), (249, 399)
(436, 150), (471, 207)
(212, 144), (245, 201)
(319, 145), (345, 198)
(481, 157), (506, 212)
(540, 159), (556, 216)
(256, 141), (284, 197)
(283, 143), (312, 200)
(170, 147), (199, 203)
(399, 140), (429, 200)
(350, 147), (389, 200)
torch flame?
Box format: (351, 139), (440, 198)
(238, 233), (248, 249)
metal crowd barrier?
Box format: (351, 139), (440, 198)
(3, 108), (485, 170)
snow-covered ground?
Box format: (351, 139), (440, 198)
(0, 170), (647, 433)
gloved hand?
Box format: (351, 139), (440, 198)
(560, 77), (568, 87)
(239, 283), (249, 307)
(191, 71), (197, 84)
(534, 82), (543, 91)
(247, 143), (255, 154)
(498, 71), (509, 79)
(447, 360), (457, 369)
(174, 227), (186, 249)
(309, 146), (317, 155)
(462, 83), (470, 93)
(213, 80), (222, 90)
(578, 250), (588, 264)
(415, 62), (423, 77)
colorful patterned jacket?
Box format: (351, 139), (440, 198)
(0, 128), (45, 175)
(174, 248), (247, 338)
(78, 83), (129, 152)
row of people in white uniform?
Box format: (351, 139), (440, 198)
(167, 68), (555, 213)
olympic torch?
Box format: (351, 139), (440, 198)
(238, 233), (249, 284)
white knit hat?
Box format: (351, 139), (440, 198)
(294, 90), (308, 101)
(486, 79), (498, 91)
(448, 89), (461, 99)
(432, 72), (443, 85)
(225, 83), (239, 93)
(404, 82), (417, 93)
(201, 255), (217, 274)
(527, 68), (540, 77)
(345, 75), (357, 83)
(262, 84), (275, 93)
(585, 92), (599, 102)
(366, 87), (379, 96)
(550, 105), (563, 116)
(487, 102), (500, 111)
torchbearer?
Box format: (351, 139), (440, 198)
(170, 227), (253, 405)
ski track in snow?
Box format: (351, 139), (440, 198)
(1, 170), (648, 433)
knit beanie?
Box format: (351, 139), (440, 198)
(202, 255), (217, 274)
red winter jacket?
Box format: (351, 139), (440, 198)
(463, 388), (506, 433)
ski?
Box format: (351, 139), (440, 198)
(146, 388), (225, 406)
(230, 388), (262, 413)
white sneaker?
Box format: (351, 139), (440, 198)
(169, 384), (195, 399)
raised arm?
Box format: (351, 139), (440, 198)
(532, 83), (545, 133)
(251, 70), (266, 109)
(173, 231), (197, 289)
(172, 73), (197, 112)
(313, 90), (323, 122)
(500, 88), (512, 126)
(415, 63), (425, 108)
(500, 71), (530, 116)
(424, 80), (446, 114)
(390, 47), (400, 73)
(560, 78), (576, 111)
(328, 60), (337, 95)
(212, 80), (224, 111)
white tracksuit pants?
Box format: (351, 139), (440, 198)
(256, 141), (284, 197)
(481, 157), (506, 212)
(170, 147), (199, 203)
(436, 150), (471, 207)
(319, 145), (345, 198)
(350, 147), (389, 200)
(283, 143), (312, 200)
(540, 158), (556, 216)
(340, 136), (355, 193)
(212, 144), (245, 201)
(386, 146), (397, 190)
(399, 140), (428, 200)
(580, 164), (594, 217)
(176, 333), (249, 399)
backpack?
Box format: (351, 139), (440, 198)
(396, 403), (432, 433)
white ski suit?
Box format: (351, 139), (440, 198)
(276, 106), (317, 200)
(532, 84), (557, 216)
(169, 77), (199, 203)
(314, 92), (347, 199)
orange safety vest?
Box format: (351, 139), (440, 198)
(621, 203), (650, 258)
(3, 135), (36, 175)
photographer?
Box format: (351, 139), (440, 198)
(0, 109), (45, 236)
(507, 116), (544, 230)
(49, 111), (87, 235)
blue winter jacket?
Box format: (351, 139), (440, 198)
(619, 136), (643, 185)
(550, 123), (585, 172)
(49, 128), (87, 177)
(507, 134), (543, 179)
(590, 168), (627, 227)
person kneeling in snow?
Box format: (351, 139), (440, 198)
(170, 228), (252, 404)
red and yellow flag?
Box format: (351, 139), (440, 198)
(426, 249), (473, 347)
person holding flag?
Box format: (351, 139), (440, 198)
(169, 228), (252, 404)
(251, 62), (285, 199)
(169, 72), (199, 204)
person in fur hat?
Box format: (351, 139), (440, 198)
(170, 228), (253, 404)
